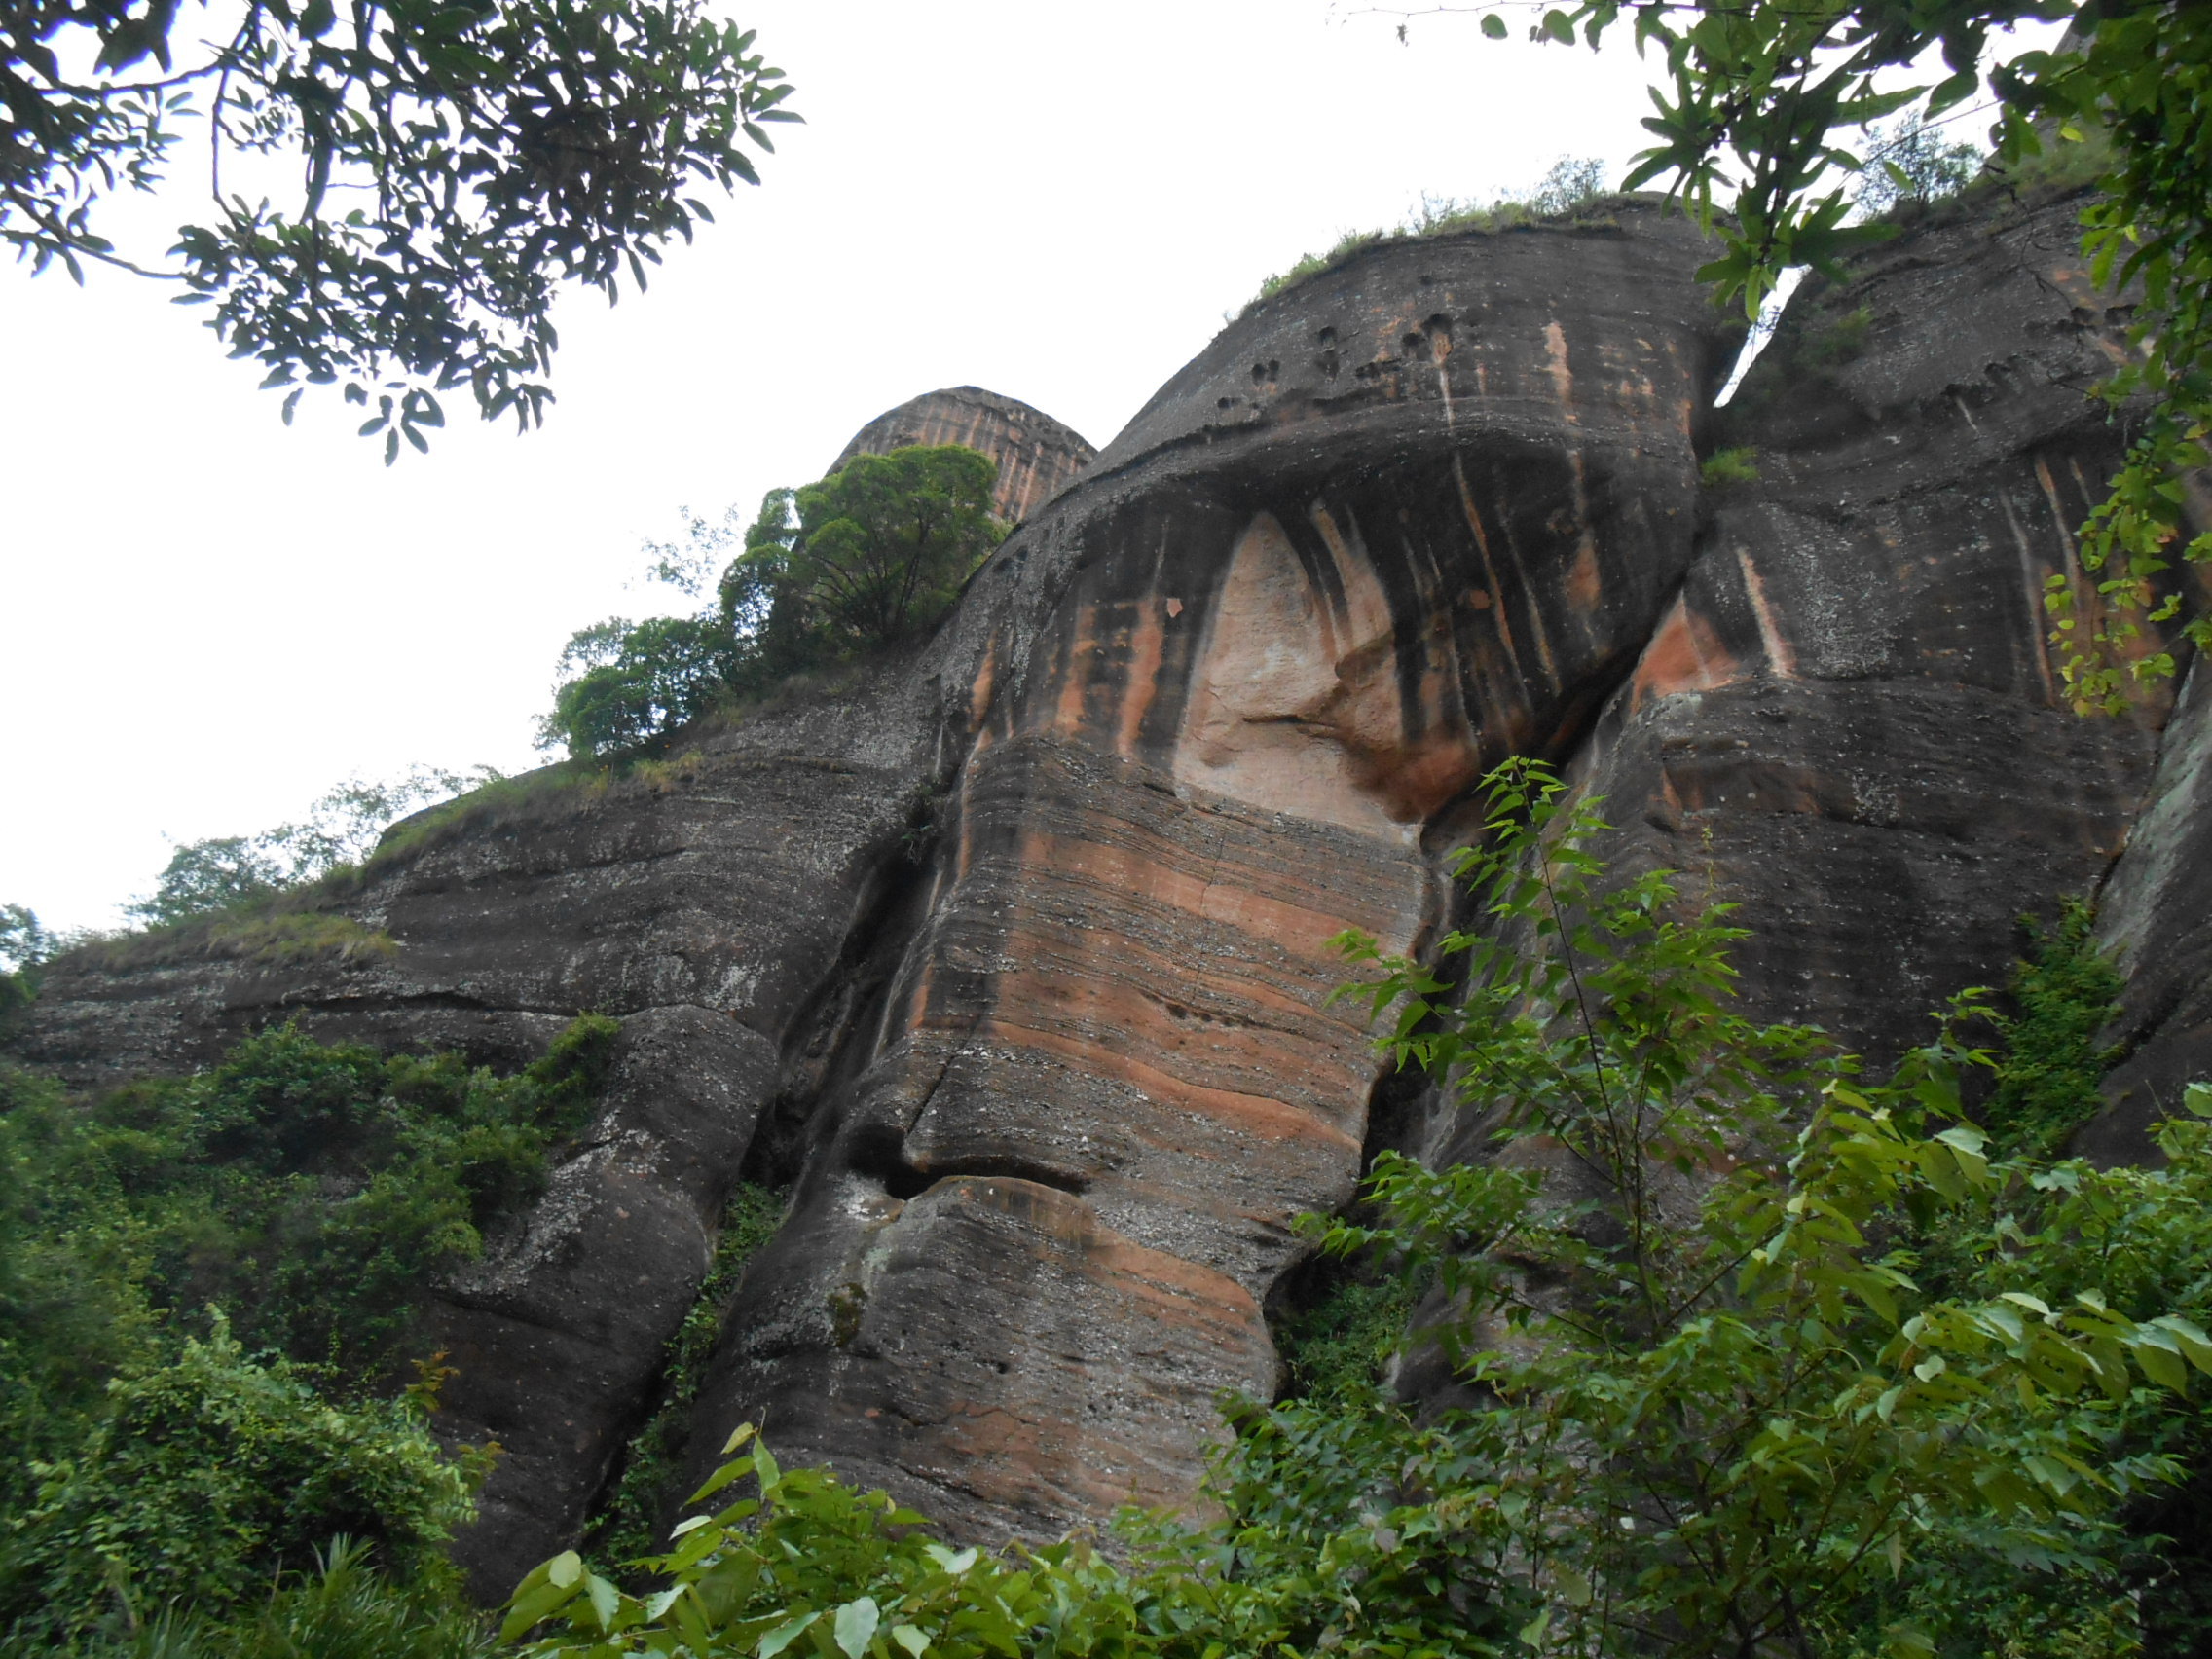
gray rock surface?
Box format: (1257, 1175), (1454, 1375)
(10, 185), (2205, 1591)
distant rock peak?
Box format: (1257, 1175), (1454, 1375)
(830, 386), (1096, 527)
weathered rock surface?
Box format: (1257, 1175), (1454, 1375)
(832, 386), (1097, 525)
(11, 186), (2206, 1588)
(14, 679), (946, 1593)
(1550, 192), (2171, 1063)
(689, 206), (1734, 1537)
(2084, 656), (2212, 1163)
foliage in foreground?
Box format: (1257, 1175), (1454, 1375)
(6, 0), (797, 453)
(498, 761), (2212, 1659)
(542, 445), (1004, 758)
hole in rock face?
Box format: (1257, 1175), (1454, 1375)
(841, 1119), (1094, 1202)
(1316, 326), (1337, 348)
(1403, 332), (1426, 356)
(845, 1122), (934, 1200)
(1425, 314), (1453, 346)
(1252, 362), (1270, 383)
(1217, 396), (1236, 411)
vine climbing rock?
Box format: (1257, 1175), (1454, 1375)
(8, 183), (2204, 1593)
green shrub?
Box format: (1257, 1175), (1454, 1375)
(1699, 444), (1761, 486)
(0, 1014), (623, 1647)
(1270, 1270), (1415, 1406)
(0, 1322), (477, 1641)
(0, 905), (55, 1024)
(0, 1014), (620, 1433)
(1983, 899), (2123, 1157)
(507, 1427), (1145, 1659)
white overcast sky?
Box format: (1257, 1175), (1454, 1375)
(0, 0), (1969, 933)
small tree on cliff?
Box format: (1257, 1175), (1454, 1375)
(738, 445), (1003, 656)
(542, 445), (1005, 758)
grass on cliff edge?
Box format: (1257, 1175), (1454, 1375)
(1241, 157), (1617, 312)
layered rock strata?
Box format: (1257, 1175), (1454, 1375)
(10, 186), (2200, 1589)
(832, 386), (1097, 525)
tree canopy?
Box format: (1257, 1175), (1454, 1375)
(124, 764), (500, 926)
(542, 444), (1004, 758)
(4, 0), (796, 457)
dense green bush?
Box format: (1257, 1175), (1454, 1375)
(0, 1016), (616, 1380)
(543, 446), (1005, 759)
(0, 1016), (618, 1644)
(0, 1323), (477, 1641)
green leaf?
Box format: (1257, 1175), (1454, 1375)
(1481, 12), (1508, 38)
(759, 1612), (821, 1659)
(2129, 1334), (2191, 1393)
(835, 1598), (881, 1659)
(2154, 1315), (2212, 1375)
(586, 1572), (622, 1631)
(891, 1626), (931, 1658)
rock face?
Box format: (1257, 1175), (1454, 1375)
(831, 386), (1097, 525)
(12, 186), (2207, 1590)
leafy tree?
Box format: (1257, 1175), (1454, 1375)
(4, 0), (797, 457)
(538, 614), (739, 760)
(0, 906), (55, 1021)
(129, 834), (293, 926)
(1405, 0), (2212, 713)
(738, 445), (1004, 656)
(128, 764), (501, 926)
(0, 1014), (620, 1642)
(541, 446), (1004, 758)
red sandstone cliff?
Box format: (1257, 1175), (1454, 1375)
(12, 185), (2205, 1593)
